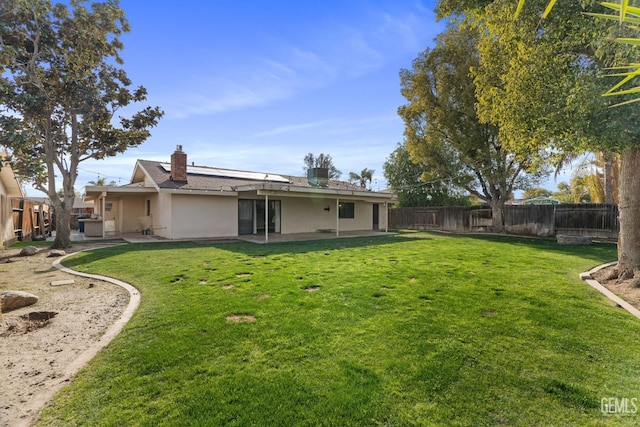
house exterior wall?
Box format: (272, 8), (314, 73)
(0, 180), (13, 246)
(119, 196), (147, 233)
(279, 197), (375, 234)
(279, 197), (336, 233)
(340, 201), (373, 232)
(170, 194), (237, 239)
(154, 192), (173, 238)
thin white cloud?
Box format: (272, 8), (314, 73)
(156, 3), (439, 121)
(165, 81), (286, 120)
(255, 114), (397, 139)
(254, 118), (340, 138)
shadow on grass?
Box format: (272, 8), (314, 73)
(60, 230), (618, 272)
(60, 233), (427, 269)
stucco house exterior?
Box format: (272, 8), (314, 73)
(83, 146), (395, 241)
(0, 151), (25, 247)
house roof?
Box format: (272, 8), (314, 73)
(137, 160), (370, 193)
(85, 159), (395, 202)
(85, 160), (394, 201)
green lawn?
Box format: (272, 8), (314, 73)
(36, 232), (640, 426)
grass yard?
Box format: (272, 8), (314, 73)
(36, 232), (640, 426)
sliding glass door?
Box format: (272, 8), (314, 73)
(238, 199), (281, 235)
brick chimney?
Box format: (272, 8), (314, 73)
(170, 145), (188, 182)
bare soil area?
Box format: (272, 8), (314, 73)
(0, 245), (129, 427)
(591, 264), (640, 310)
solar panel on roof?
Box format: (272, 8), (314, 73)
(161, 163), (291, 183)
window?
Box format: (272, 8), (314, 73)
(339, 202), (355, 219)
(145, 199), (151, 216)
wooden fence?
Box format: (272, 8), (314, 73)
(389, 204), (619, 240)
(12, 198), (52, 242)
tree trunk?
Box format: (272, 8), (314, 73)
(603, 154), (614, 205)
(51, 203), (72, 249)
(617, 145), (640, 280)
(490, 199), (505, 233)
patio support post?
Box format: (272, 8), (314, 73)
(385, 202), (388, 233)
(265, 194), (269, 243)
(101, 192), (106, 238)
(336, 198), (340, 237)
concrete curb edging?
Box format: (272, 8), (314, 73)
(580, 261), (640, 321)
(51, 253), (141, 377)
(19, 249), (140, 426)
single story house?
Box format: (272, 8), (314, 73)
(83, 146), (395, 241)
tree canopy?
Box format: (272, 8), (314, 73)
(0, 0), (163, 248)
(437, 0), (640, 277)
(397, 22), (545, 230)
(383, 142), (469, 207)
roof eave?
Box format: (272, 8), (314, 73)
(0, 160), (24, 198)
(158, 188), (238, 196)
(83, 185), (158, 201)
(237, 183), (395, 200)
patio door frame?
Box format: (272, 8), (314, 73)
(238, 198), (281, 238)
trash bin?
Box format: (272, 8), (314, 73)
(77, 216), (87, 233)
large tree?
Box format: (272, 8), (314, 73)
(437, 0), (640, 278)
(398, 22), (545, 231)
(0, 0), (163, 248)
(383, 142), (469, 207)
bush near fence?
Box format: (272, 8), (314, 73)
(389, 204), (618, 240)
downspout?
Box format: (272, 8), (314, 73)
(265, 194), (269, 243)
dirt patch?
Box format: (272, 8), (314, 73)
(1, 312), (59, 337)
(591, 264), (640, 310)
(253, 294), (270, 300)
(226, 314), (256, 323)
(0, 244), (129, 426)
(301, 285), (320, 292)
(221, 284), (235, 290)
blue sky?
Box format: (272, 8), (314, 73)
(27, 0), (447, 196)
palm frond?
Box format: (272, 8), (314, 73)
(541, 0), (558, 20)
(601, 1), (640, 17)
(604, 66), (640, 94)
(583, 12), (640, 25)
(607, 97), (640, 107)
(615, 37), (640, 46)
(606, 62), (640, 68)
(515, 0), (526, 19)
(602, 86), (640, 96)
